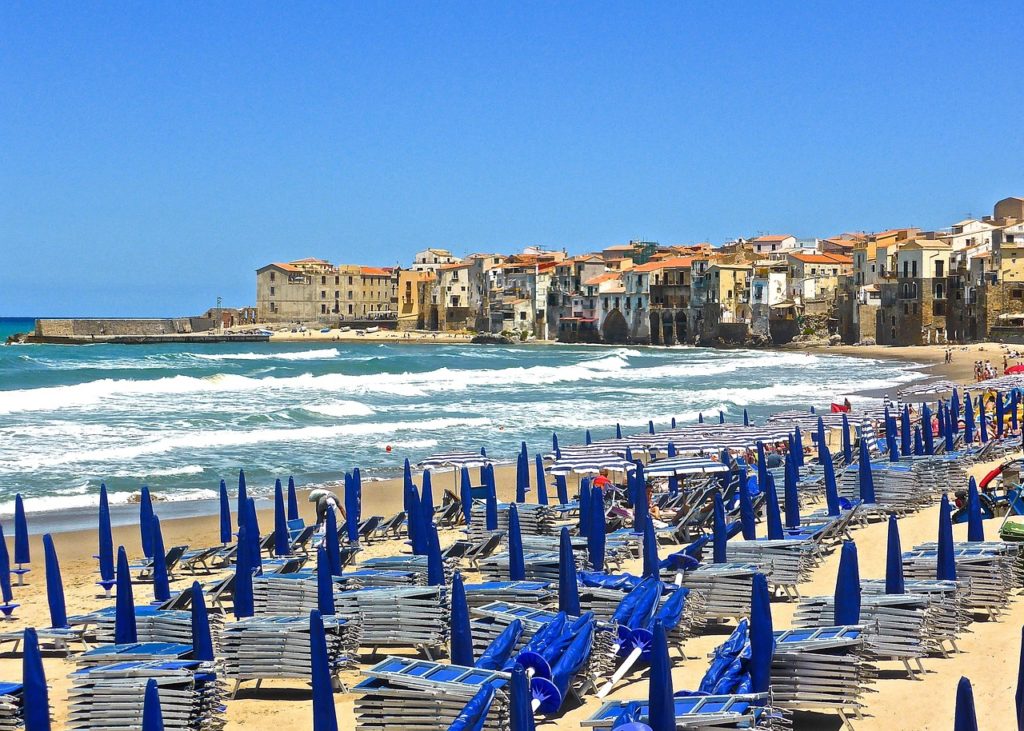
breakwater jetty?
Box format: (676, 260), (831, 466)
(15, 318), (269, 344)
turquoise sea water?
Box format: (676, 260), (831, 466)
(0, 319), (925, 520)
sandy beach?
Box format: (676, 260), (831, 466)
(261, 326), (477, 345)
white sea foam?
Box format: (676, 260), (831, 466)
(192, 348), (342, 362)
(110, 464), (206, 478)
(0, 486), (218, 516)
(298, 401), (377, 418)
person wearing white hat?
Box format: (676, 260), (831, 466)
(308, 488), (344, 528)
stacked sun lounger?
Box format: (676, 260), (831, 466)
(724, 541), (818, 598)
(770, 626), (875, 729)
(467, 503), (557, 540)
(334, 585), (448, 654)
(477, 551), (564, 582)
(220, 614), (353, 696)
(838, 463), (925, 515)
(463, 581), (554, 609)
(0, 683), (21, 731)
(71, 606), (223, 648)
(582, 693), (777, 730)
(679, 563), (759, 619)
(520, 534), (632, 569)
(468, 602), (617, 683)
(75, 642), (195, 668)
(904, 542), (1023, 619)
(860, 579), (967, 655)
(794, 595), (933, 675)
(359, 556), (456, 586)
(67, 659), (225, 730)
(354, 657), (510, 731)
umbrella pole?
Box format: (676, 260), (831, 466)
(596, 646), (644, 698)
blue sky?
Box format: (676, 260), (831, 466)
(2, 2), (1022, 316)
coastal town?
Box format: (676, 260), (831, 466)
(252, 195), (1024, 348)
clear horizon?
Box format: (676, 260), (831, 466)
(3, 2), (1023, 317)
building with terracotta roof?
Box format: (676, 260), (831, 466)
(750, 235), (798, 257)
(256, 258), (398, 324)
(412, 248), (458, 273)
(786, 252), (853, 305)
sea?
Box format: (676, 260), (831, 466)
(0, 316), (926, 532)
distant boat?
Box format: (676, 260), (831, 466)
(320, 327), (331, 333)
(366, 326), (380, 334)
(340, 326), (352, 332)
(257, 329), (274, 336)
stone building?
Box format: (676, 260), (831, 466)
(876, 240), (951, 345)
(256, 258), (396, 325)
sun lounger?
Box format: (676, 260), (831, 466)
(131, 545), (188, 582)
(177, 546), (222, 575)
(334, 585), (448, 656)
(582, 692), (775, 730)
(75, 641), (194, 668)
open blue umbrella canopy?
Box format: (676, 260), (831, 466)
(140, 486), (155, 559)
(647, 621), (674, 731)
(954, 676), (978, 731)
(558, 527), (580, 616)
(739, 477), (756, 540)
(555, 474), (569, 506)
(151, 516), (171, 603)
(578, 479), (591, 537)
(274, 480), (290, 556)
(641, 518), (659, 579)
(841, 413), (852, 464)
(858, 439), (876, 504)
(316, 547), (335, 617)
(190, 580), (214, 661)
(764, 473), (783, 540)
(218, 480), (232, 545)
(476, 618), (523, 671)
(115, 546), (137, 642)
(937, 494), (957, 581)
(885, 514), (905, 595)
(450, 572), (474, 666)
(13, 495), (29, 568)
(833, 541), (861, 626)
(98, 483), (114, 584)
(345, 471), (362, 544)
(142, 678), (164, 731)
(749, 573), (774, 694)
(233, 526), (254, 620)
(507, 504), (526, 581)
(510, 665), (536, 731)
(22, 628), (49, 731)
(43, 534), (67, 629)
(967, 477), (985, 542)
(588, 488), (606, 571)
(535, 454), (549, 505)
(484, 467), (498, 531)
(309, 610), (339, 731)
(449, 685), (496, 731)
(426, 523), (445, 586)
(287, 476), (300, 522)
(460, 467), (474, 525)
(713, 491), (727, 563)
(783, 453), (800, 529)
(0, 526), (13, 606)
(325, 504), (342, 573)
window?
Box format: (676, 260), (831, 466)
(270, 272), (276, 281)
(911, 261), (918, 278)
(347, 291), (353, 299)
(270, 302), (276, 312)
(348, 304), (353, 314)
(1012, 289), (1024, 300)
(321, 276), (326, 285)
(270, 286), (275, 296)
(348, 276), (353, 285)
(321, 291), (326, 299)
(903, 261), (909, 278)
(321, 304), (327, 314)
(519, 311), (526, 320)
(935, 260), (944, 278)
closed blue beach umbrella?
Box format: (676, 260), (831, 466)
(841, 413), (852, 464)
(764, 473), (783, 540)
(142, 679), (164, 731)
(190, 580), (214, 661)
(426, 524), (445, 586)
(642, 517), (659, 579)
(964, 394), (975, 444)
(698, 412), (704, 424)
(421, 471), (435, 527)
(887, 428), (900, 462)
(816, 417), (827, 464)
(967, 477), (984, 542)
(648, 621), (674, 731)
(218, 480), (232, 545)
(274, 479), (290, 555)
(739, 478), (756, 540)
(140, 486), (155, 559)
(648, 420), (655, 435)
(535, 454), (549, 505)
(822, 447), (841, 517)
(713, 492), (727, 563)
(43, 535), (67, 629)
(793, 425), (805, 467)
(616, 423), (623, 440)
(783, 453), (800, 529)
(1012, 392), (1020, 433)
(954, 676), (978, 731)
(667, 441), (676, 458)
(233, 526), (254, 620)
(552, 433), (560, 458)
(719, 410), (725, 424)
(236, 469), (248, 531)
(346, 471), (362, 544)
(945, 405), (955, 452)
(0, 526), (13, 609)
(151, 516), (170, 603)
(585, 429), (592, 445)
(507, 504), (526, 581)
(979, 398), (989, 443)
(922, 404), (934, 455)
(309, 610), (339, 731)
(115, 546), (137, 642)
(632, 463), (648, 533)
(885, 514), (905, 595)
(555, 474), (569, 506)
(509, 665), (536, 731)
(98, 483), (114, 585)
(316, 547), (335, 617)
(951, 388), (961, 427)
(449, 685), (495, 731)
(22, 628), (49, 731)
(287, 476), (300, 522)
(13, 495), (29, 569)
(749, 573), (774, 694)
(450, 571), (473, 666)
(558, 527), (580, 616)
(833, 541), (861, 625)
(756, 441), (768, 491)
(578, 478), (591, 536)
(997, 393), (1006, 437)
(324, 505), (341, 574)
(937, 494), (956, 581)
(744, 408), (750, 427)
(901, 406), (912, 455)
(913, 426), (923, 456)
(245, 498), (261, 573)
(460, 467), (474, 525)
(589, 489), (606, 571)
(858, 440), (876, 504)
(515, 452), (528, 503)
(484, 467), (498, 531)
